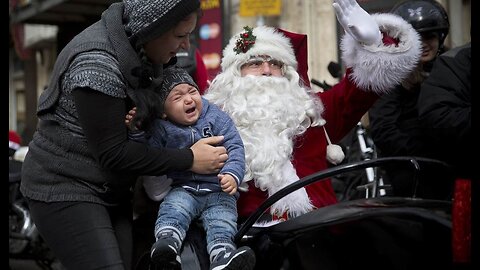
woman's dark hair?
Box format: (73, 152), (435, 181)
(132, 89), (163, 132)
(129, 55), (172, 131)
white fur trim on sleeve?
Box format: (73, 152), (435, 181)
(269, 161), (314, 217)
(340, 13), (421, 94)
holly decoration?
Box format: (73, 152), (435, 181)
(233, 26), (256, 54)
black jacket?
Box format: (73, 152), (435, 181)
(417, 43), (472, 179)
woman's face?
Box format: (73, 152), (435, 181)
(143, 13), (197, 65)
(420, 32), (440, 63)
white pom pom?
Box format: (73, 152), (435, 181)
(322, 125), (345, 165)
(326, 144), (345, 165)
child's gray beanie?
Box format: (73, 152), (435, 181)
(160, 66), (198, 102)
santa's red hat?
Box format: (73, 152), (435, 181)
(276, 28), (310, 88)
(221, 25), (314, 88)
(9, 130), (21, 150)
(221, 26), (297, 73)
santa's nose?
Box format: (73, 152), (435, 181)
(261, 62), (273, 76)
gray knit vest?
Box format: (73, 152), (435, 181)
(20, 3), (151, 205)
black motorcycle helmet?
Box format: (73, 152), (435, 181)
(391, 0), (449, 47)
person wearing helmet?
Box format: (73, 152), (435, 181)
(390, 0), (450, 70)
(368, 0), (454, 199)
(417, 41), (472, 268)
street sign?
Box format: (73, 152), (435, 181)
(239, 0), (282, 17)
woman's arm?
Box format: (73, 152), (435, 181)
(72, 87), (193, 175)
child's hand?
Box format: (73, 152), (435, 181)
(218, 174), (238, 195)
(125, 107), (137, 131)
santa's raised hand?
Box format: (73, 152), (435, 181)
(333, 0), (382, 46)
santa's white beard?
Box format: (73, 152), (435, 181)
(205, 71), (325, 217)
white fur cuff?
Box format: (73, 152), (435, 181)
(340, 13), (421, 94)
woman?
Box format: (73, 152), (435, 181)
(20, 1), (227, 269)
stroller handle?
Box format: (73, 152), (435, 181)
(234, 156), (452, 243)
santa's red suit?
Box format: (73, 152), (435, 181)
(205, 14), (421, 221)
(236, 70), (379, 220)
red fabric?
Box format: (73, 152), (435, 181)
(193, 49), (209, 95)
(11, 23), (33, 60)
(381, 32), (399, 46)
(236, 29), (381, 220)
(452, 178), (471, 263)
(272, 211), (289, 222)
(277, 28), (310, 87)
(9, 130), (21, 145)
(238, 29), (386, 220)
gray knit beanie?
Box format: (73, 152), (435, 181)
(123, 0), (200, 47)
(160, 66), (198, 102)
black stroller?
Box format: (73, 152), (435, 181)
(135, 156), (454, 270)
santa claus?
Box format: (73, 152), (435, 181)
(204, 1), (421, 221)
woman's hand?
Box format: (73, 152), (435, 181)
(333, 0), (382, 46)
(190, 136), (228, 174)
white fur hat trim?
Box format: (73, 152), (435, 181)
(221, 26), (298, 72)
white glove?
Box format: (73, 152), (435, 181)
(333, 0), (382, 46)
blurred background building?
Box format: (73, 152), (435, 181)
(9, 0), (471, 144)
